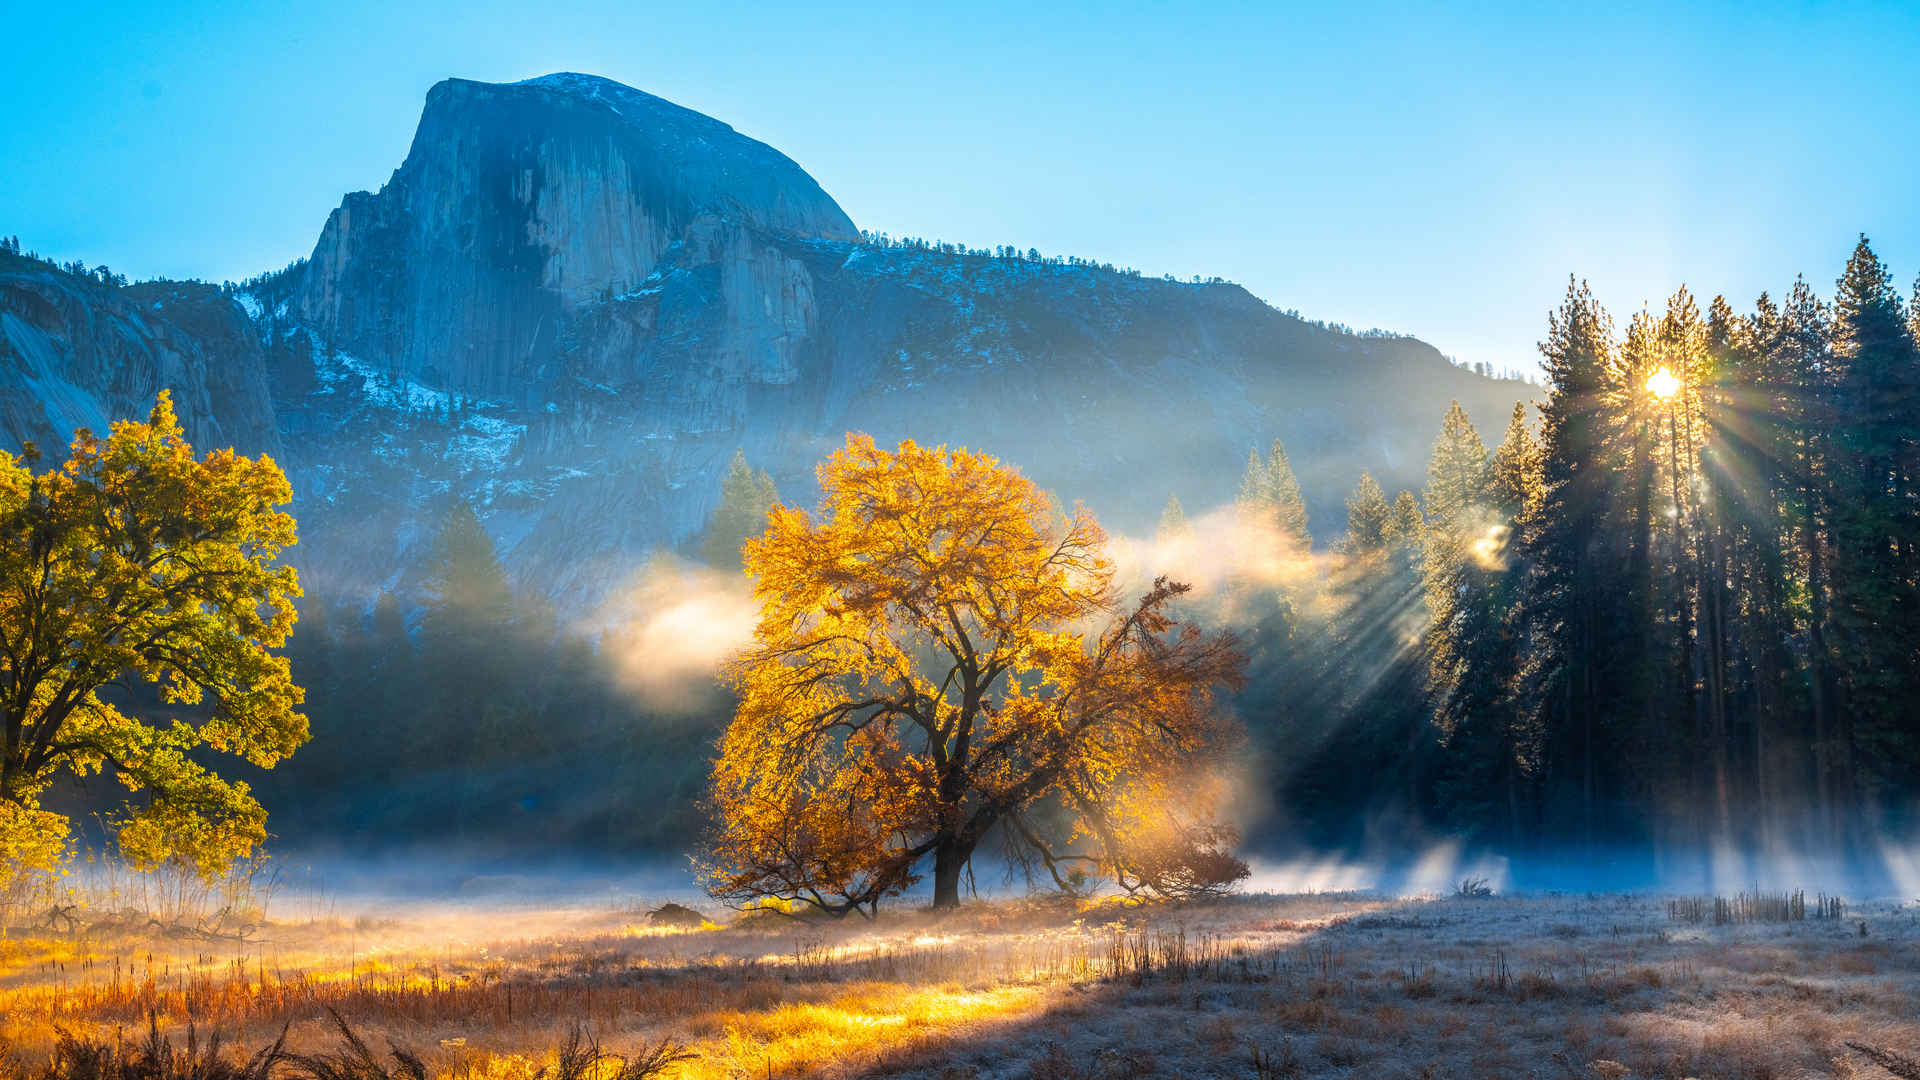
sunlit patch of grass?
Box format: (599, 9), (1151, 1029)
(1075, 894), (1152, 915)
(688, 983), (1048, 1079)
(0, 937), (99, 981)
(618, 922), (723, 938)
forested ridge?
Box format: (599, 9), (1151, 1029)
(241, 236), (1919, 859)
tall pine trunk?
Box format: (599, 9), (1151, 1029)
(1805, 503), (1837, 838)
(1703, 502), (1732, 845)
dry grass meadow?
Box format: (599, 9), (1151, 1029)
(3, 872), (1919, 1080)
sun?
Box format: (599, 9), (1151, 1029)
(1645, 366), (1681, 400)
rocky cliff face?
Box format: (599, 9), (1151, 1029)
(0, 254), (279, 458)
(4, 74), (1539, 614)
(295, 73), (857, 401)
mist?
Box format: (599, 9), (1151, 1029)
(1107, 502), (1338, 621)
(584, 554), (759, 714)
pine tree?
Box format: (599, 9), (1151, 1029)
(1157, 493), (1193, 542)
(1424, 402), (1489, 531)
(1320, 476), (1432, 826)
(1521, 277), (1629, 843)
(1266, 439), (1312, 548)
(700, 449), (779, 571)
(1910, 274), (1920, 347)
(418, 497), (520, 836)
(1712, 292), (1801, 838)
(1387, 491), (1424, 562)
(1488, 403), (1539, 522)
(1344, 472), (1390, 554)
(424, 498), (514, 624)
(1237, 441), (1311, 548)
(1774, 276), (1842, 822)
(363, 590), (419, 788)
(1420, 403), (1533, 839)
(1825, 236), (1920, 800)
(1657, 287), (1727, 840)
(1237, 449), (1272, 518)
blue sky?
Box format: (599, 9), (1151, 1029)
(5, 1), (1917, 376)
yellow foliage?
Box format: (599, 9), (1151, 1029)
(0, 392), (306, 877)
(703, 434), (1247, 915)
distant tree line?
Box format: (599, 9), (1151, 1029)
(1, 235), (131, 288)
(855, 230), (1250, 287)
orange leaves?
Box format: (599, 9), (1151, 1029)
(704, 435), (1248, 914)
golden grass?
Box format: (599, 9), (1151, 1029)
(4, 890), (1919, 1078)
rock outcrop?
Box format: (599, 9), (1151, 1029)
(295, 73), (857, 401)
(0, 255), (279, 458)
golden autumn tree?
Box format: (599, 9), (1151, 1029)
(702, 434), (1247, 914)
(0, 393), (306, 885)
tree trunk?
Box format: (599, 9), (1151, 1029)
(931, 834), (972, 910)
(1804, 498), (1834, 836)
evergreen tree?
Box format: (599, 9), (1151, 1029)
(417, 497), (520, 835)
(425, 498), (513, 622)
(1520, 278), (1629, 842)
(700, 449), (779, 571)
(1387, 490), (1424, 563)
(1826, 236), (1920, 799)
(359, 591), (418, 789)
(1487, 403), (1539, 522)
(1657, 288), (1725, 838)
(1419, 404), (1532, 839)
(1424, 402), (1489, 530)
(1774, 276), (1842, 823)
(1236, 441), (1311, 548)
(1236, 448), (1272, 518)
(1344, 472), (1390, 554)
(1157, 493), (1192, 542)
(1266, 439), (1312, 548)
(1712, 292), (1803, 838)
(1314, 475), (1433, 830)
(1234, 239), (1920, 848)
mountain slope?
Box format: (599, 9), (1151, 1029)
(4, 74), (1537, 614)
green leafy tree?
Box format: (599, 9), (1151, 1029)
(0, 393), (306, 879)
